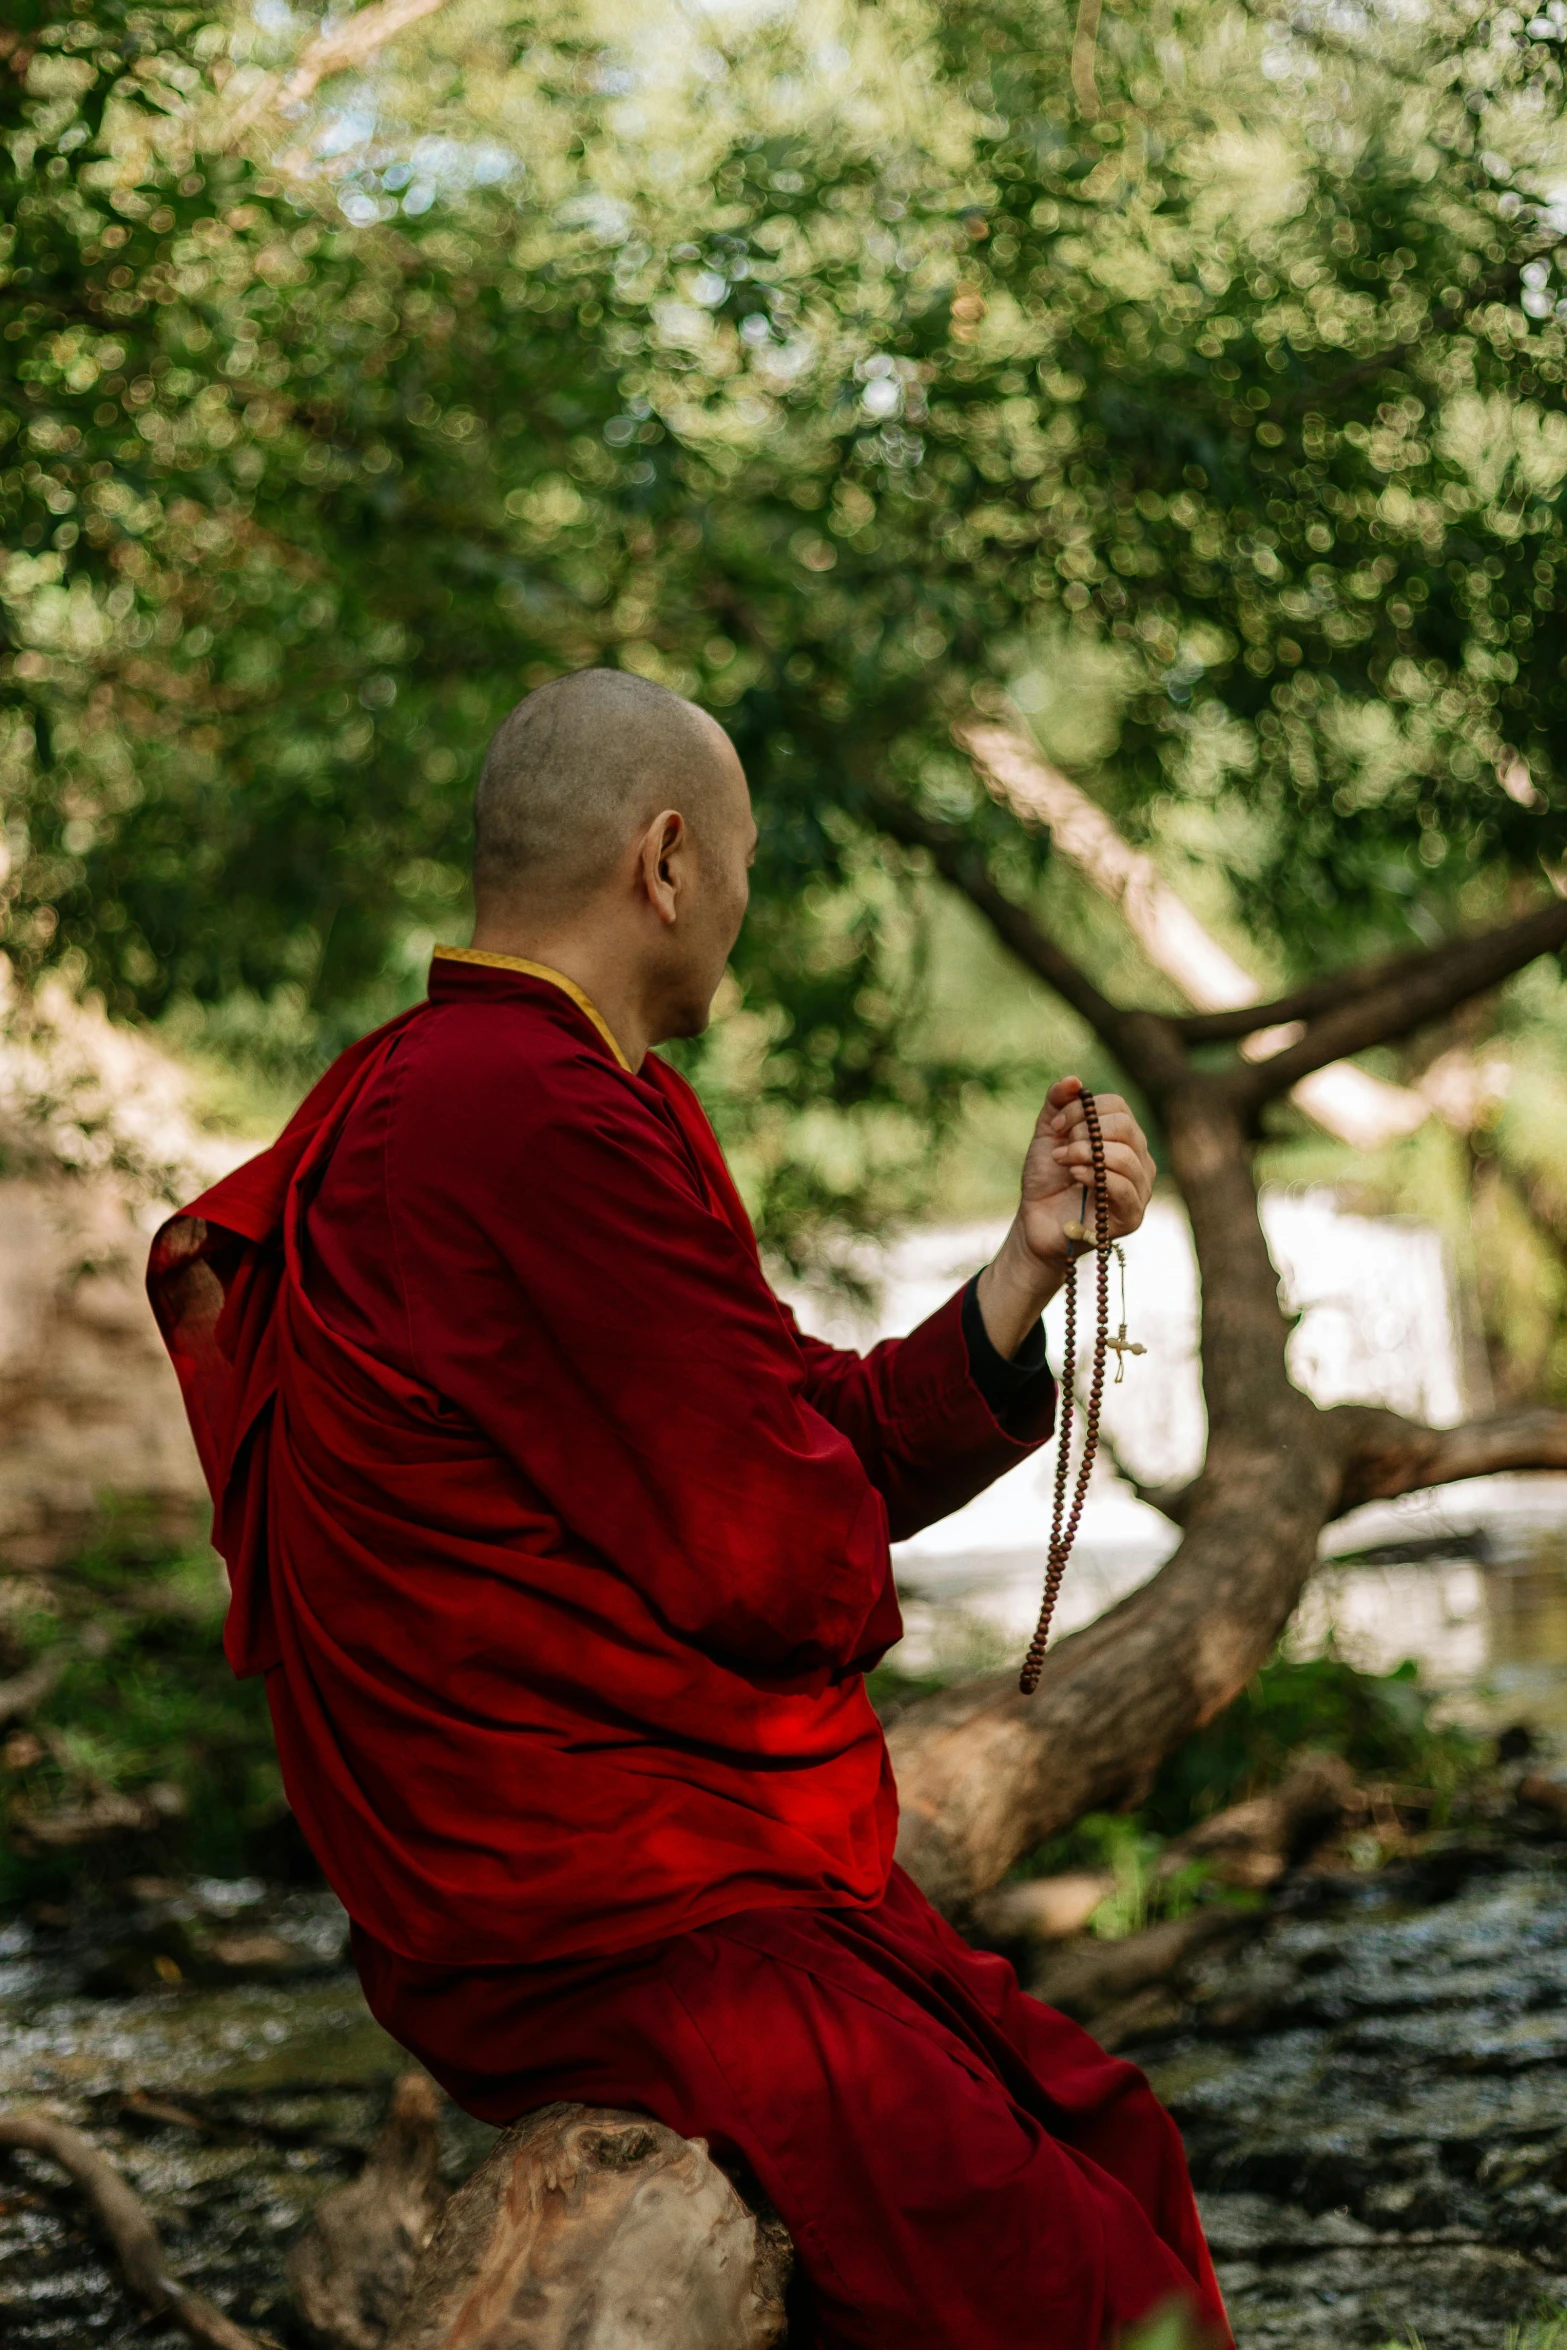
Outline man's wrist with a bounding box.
[976,1220,1066,1360]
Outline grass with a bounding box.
[1378,2317,1567,2350]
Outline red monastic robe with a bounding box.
[149,953,1228,2350]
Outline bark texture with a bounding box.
[384,2104,790,2350]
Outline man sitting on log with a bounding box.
[150,670,1226,2349]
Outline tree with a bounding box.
[883,811,1567,1908]
[9,0,1567,1901]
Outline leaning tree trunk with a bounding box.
[890,1078,1336,1912]
[879,734,1567,1918]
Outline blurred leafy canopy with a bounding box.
[6,0,1567,1250]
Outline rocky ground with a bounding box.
[0,1836,1563,2347]
[1139,1839,1567,2348]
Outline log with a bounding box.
[1029,1907,1258,2024]
[1156,1751,1356,1890]
[1519,1771,1567,1825]
[971,1870,1114,1945]
[384,2103,790,2350]
[0,1647,67,1728]
[290,2072,449,2350]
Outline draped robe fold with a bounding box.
[148,956,1228,2350]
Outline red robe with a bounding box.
[149,953,1227,2349]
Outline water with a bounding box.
[4,1852,1565,2348]
[0,1883,496,2347]
[1138,1842,1567,2348]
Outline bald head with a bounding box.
[474,669,737,916]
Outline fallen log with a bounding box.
[971,1870,1114,1945]
[1028,1906,1257,2025]
[0,2107,263,2350]
[1156,1751,1356,1891]
[385,2103,790,2350]
[10,1778,186,1847]
[0,1647,67,1729]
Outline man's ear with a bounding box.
[639,809,684,926]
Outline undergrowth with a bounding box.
[871,1641,1491,1941]
[1004,1649,1487,1936]
[1379,2314,1567,2350]
[0,1519,301,1909]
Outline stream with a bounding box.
[2,1803,1564,2346]
[1142,1829,1567,2348]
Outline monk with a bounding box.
[149,668,1227,2349]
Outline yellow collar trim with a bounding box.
[431,946,630,1071]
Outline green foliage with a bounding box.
[1122,2298,1215,2350]
[1379,2313,1567,2350]
[1504,2313,1567,2350]
[1140,1649,1483,1836]
[1009,1649,1485,1915]
[7,0,1567,1259]
[0,1527,290,1907]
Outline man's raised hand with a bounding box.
[975,1076,1156,1361]
[1021,1076,1155,1267]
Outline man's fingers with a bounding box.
[1054,1139,1152,1194]
[1088,1175,1150,1235]
[1049,1093,1145,1145]
[1050,1087,1127,1124]
[1054,1136,1147,1183]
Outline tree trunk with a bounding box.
[891,1081,1338,1913]
[883,752,1567,1918]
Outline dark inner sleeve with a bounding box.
[960,1273,1053,1438]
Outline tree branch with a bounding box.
[1082,1416,1194,1525]
[1107,1401,1567,1537]
[1237,897,1567,1106]
[869,795,1181,1095]
[0,2111,263,2350]
[1168,944,1469,1043]
[957,721,1428,1146]
[1330,1402,1567,1517]
[1071,0,1104,116]
[221,0,458,141]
